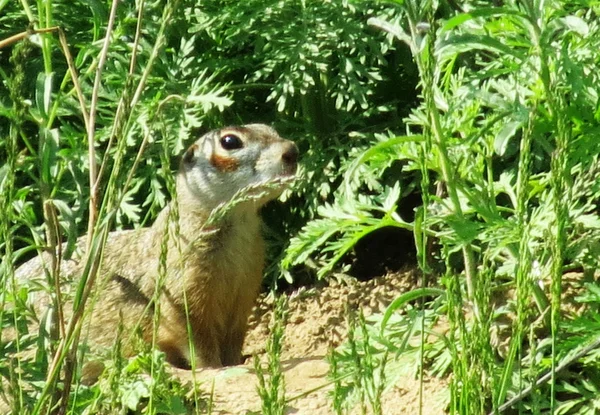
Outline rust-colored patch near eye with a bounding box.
[210,153,239,172]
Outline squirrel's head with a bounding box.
[179,124,298,212]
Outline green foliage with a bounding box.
[4,0,600,413]
[328,290,450,413]
[190,0,398,122]
[187,0,413,226]
[284,182,412,278]
[88,350,195,414]
[2,0,414,411]
[300,0,600,413]
[0,0,231,413]
[254,295,288,415]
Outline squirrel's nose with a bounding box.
[282,142,299,166]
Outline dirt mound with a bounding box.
[175,268,449,414]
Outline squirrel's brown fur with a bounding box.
[13,124,298,369]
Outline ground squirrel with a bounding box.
[12,124,298,369]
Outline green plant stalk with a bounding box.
[148,120,177,412]
[255,295,287,415]
[25,223,67,345]
[26,8,73,392]
[45,26,90,132]
[416,92,430,415]
[32,225,111,414]
[86,0,119,247]
[32,0,179,407]
[41,201,65,337]
[548,99,569,413]
[358,312,386,415]
[441,255,468,414]
[34,13,144,407]
[35,0,53,74]
[19,0,35,21]
[527,322,540,414]
[400,1,479,410]
[348,314,367,415]
[110,315,126,412]
[129,0,145,74]
[2,39,31,415]
[149,208,170,415]
[87,0,181,360]
[94,0,178,216]
[475,261,497,413]
[129,0,180,114]
[410,2,481,409]
[405,1,477,302]
[496,105,539,411]
[413,11,433,414]
[427,100,477,301]
[148,105,187,414]
[524,2,570,410]
[492,333,600,414]
[328,346,345,415]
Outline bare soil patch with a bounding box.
[175,268,449,414]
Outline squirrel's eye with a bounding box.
[219,134,243,150]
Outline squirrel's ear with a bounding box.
[183,143,199,165]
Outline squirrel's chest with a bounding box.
[182,219,266,293]
[178,223,265,334]
[214,225,265,281]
